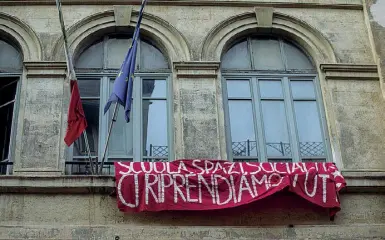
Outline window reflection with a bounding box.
[143,100,168,157]
[78,80,100,97]
[143,80,166,98]
[227,80,250,98]
[294,101,325,157]
[261,101,291,157]
[228,100,257,157]
[291,81,316,99]
[259,80,283,98]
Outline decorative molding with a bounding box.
[174,61,220,78]
[320,64,379,81]
[114,5,133,26]
[24,61,67,70]
[200,12,337,63]
[0,0,364,10]
[341,170,385,193]
[0,12,42,61]
[255,7,273,28]
[0,176,114,194]
[1,171,384,194]
[24,61,67,78]
[52,10,191,63]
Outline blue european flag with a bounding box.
[103,0,147,122]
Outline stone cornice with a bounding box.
[320,64,379,81]
[24,61,67,78]
[174,61,220,78]
[0,0,363,9]
[0,175,115,194]
[341,170,385,193]
[24,61,67,70]
[0,170,384,194]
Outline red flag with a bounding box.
[64,80,87,146]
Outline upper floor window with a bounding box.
[0,39,22,174]
[70,34,171,174]
[222,37,330,163]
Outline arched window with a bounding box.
[72,34,171,172]
[0,38,22,174]
[221,36,330,163]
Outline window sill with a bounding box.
[0,170,384,194]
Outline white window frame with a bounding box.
[72,72,173,163]
[222,73,332,163]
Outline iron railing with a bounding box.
[65,158,168,175]
[65,161,114,175]
[0,161,12,175]
[231,140,324,157]
[4,140,325,176]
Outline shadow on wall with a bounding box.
[120,192,331,226]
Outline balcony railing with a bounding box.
[2,141,325,176]
[65,158,169,175]
[0,161,13,175]
[232,141,324,157]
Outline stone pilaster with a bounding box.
[173,62,226,160]
[13,62,67,176]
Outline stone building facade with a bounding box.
[0,0,384,239]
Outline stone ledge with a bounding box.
[24,61,67,70]
[24,61,67,78]
[1,170,384,194]
[174,61,220,78]
[0,224,384,240]
[341,170,385,193]
[320,64,379,81]
[0,175,115,194]
[0,0,363,9]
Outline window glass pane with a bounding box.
[140,41,169,70]
[109,105,134,157]
[259,80,283,98]
[78,79,100,98]
[227,80,251,98]
[228,100,257,157]
[108,80,133,158]
[261,101,291,157]
[221,40,251,70]
[143,100,168,157]
[291,81,316,99]
[75,41,104,69]
[73,100,99,157]
[293,101,325,157]
[143,80,166,98]
[251,39,284,70]
[283,41,314,70]
[106,38,133,69]
[0,40,22,72]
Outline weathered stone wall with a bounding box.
[0,193,384,239]
[0,0,385,239]
[366,0,385,98]
[1,2,384,170]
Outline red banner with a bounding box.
[115,160,346,216]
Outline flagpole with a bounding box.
[55,0,96,174]
[99,103,119,174]
[99,0,147,174]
